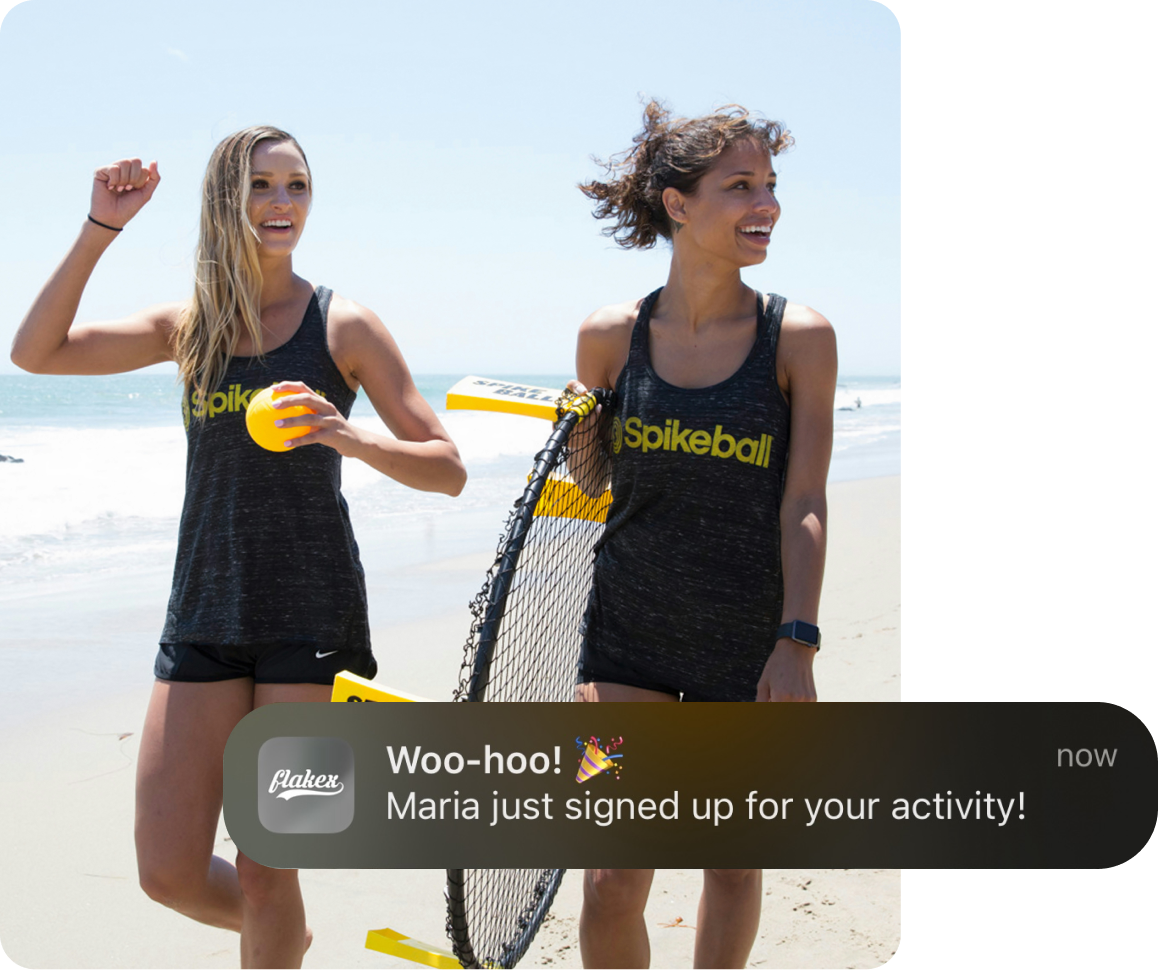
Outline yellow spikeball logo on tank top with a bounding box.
[618,414,774,467]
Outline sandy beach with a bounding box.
[0,476,900,969]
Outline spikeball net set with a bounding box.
[444,868,568,970]
[444,387,613,969]
[341,382,615,969]
[454,386,613,704]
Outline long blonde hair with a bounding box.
[173,126,312,410]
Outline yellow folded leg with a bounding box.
[365,927,462,969]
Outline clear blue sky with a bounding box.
[0,0,900,376]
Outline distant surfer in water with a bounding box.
[568,101,836,968]
[10,127,465,967]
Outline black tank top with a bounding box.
[161,287,370,653]
[584,287,790,698]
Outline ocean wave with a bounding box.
[1,392,899,546]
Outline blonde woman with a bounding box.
[569,102,837,967]
[10,126,465,967]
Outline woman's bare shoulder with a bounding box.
[579,297,644,338]
[325,292,385,331]
[323,293,395,360]
[321,292,409,390]
[781,301,833,334]
[575,298,643,389]
[778,301,837,379]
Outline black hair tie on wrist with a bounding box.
[87,214,123,232]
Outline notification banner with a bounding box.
[223,702,1156,868]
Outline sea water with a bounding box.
[0,372,898,724]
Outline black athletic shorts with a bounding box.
[576,642,756,703]
[155,641,377,685]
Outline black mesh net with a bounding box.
[445,867,566,969]
[445,389,612,968]
[453,389,613,703]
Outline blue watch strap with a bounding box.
[776,620,821,650]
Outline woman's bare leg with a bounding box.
[235,851,308,968]
[135,678,254,930]
[235,682,332,968]
[577,684,670,967]
[136,678,331,968]
[577,682,673,967]
[581,868,657,969]
[693,869,762,969]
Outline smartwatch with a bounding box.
[776,620,821,650]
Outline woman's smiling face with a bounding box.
[247,140,311,256]
[666,138,780,267]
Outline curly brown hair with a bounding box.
[580,100,793,250]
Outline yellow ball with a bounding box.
[245,386,317,452]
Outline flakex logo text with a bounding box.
[269,768,345,799]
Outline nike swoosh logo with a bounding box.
[316,650,339,659]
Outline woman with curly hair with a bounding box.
[10,126,465,967]
[570,102,837,968]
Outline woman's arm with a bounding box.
[756,304,838,702]
[565,301,637,495]
[574,299,637,394]
[10,159,173,374]
[270,297,466,496]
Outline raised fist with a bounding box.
[89,158,161,230]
